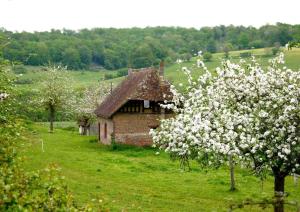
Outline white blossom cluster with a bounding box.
[0,92,9,102]
[36,66,74,112]
[0,68,13,103]
[73,84,110,122]
[176,59,183,64]
[150,53,300,175]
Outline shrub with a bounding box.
[271,47,280,55]
[104,73,116,80]
[203,52,212,62]
[116,68,128,77]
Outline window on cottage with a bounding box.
[104,123,107,139]
[144,100,150,108]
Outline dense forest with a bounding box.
[1,23,300,70]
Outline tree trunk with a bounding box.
[229,155,236,191]
[83,126,87,135]
[49,106,55,133]
[274,174,285,212]
[83,119,89,135]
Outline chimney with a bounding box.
[159,60,164,77]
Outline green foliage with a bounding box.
[0,61,105,210]
[34,66,74,132]
[2,23,300,70]
[0,66,77,210]
[182,52,193,61]
[271,47,280,55]
[249,40,264,49]
[203,52,212,62]
[287,41,300,50]
[62,47,82,70]
[116,68,128,77]
[206,39,217,53]
[104,72,116,80]
[223,44,231,59]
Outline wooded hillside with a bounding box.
[1,23,299,70]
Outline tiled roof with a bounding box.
[95,67,172,118]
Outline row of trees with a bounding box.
[23,65,109,133]
[151,53,300,212]
[35,65,110,133]
[1,23,300,70]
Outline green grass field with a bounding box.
[16,48,300,92]
[16,48,300,210]
[20,123,300,211]
[164,48,300,86]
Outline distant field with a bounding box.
[16,48,300,91]
[16,67,123,91]
[165,48,300,86]
[20,123,300,211]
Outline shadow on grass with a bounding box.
[107,142,154,152]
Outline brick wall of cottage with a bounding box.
[97,104,173,146]
[97,117,114,144]
[112,111,172,146]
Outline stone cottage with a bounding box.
[94,62,172,146]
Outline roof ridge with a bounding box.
[95,67,171,119]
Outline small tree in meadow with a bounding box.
[223,44,232,59]
[287,41,300,50]
[74,84,109,135]
[38,66,73,133]
[151,53,300,212]
[203,52,212,62]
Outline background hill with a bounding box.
[1,23,300,70]
[16,48,300,90]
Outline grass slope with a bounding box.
[17,48,300,92]
[165,48,300,86]
[20,123,300,211]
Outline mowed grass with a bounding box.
[20,123,300,211]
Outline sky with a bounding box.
[0,0,299,32]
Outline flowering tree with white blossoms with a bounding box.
[73,84,110,135]
[37,66,74,133]
[151,53,299,212]
[0,66,14,124]
[287,41,300,50]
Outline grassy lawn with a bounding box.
[20,123,300,211]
